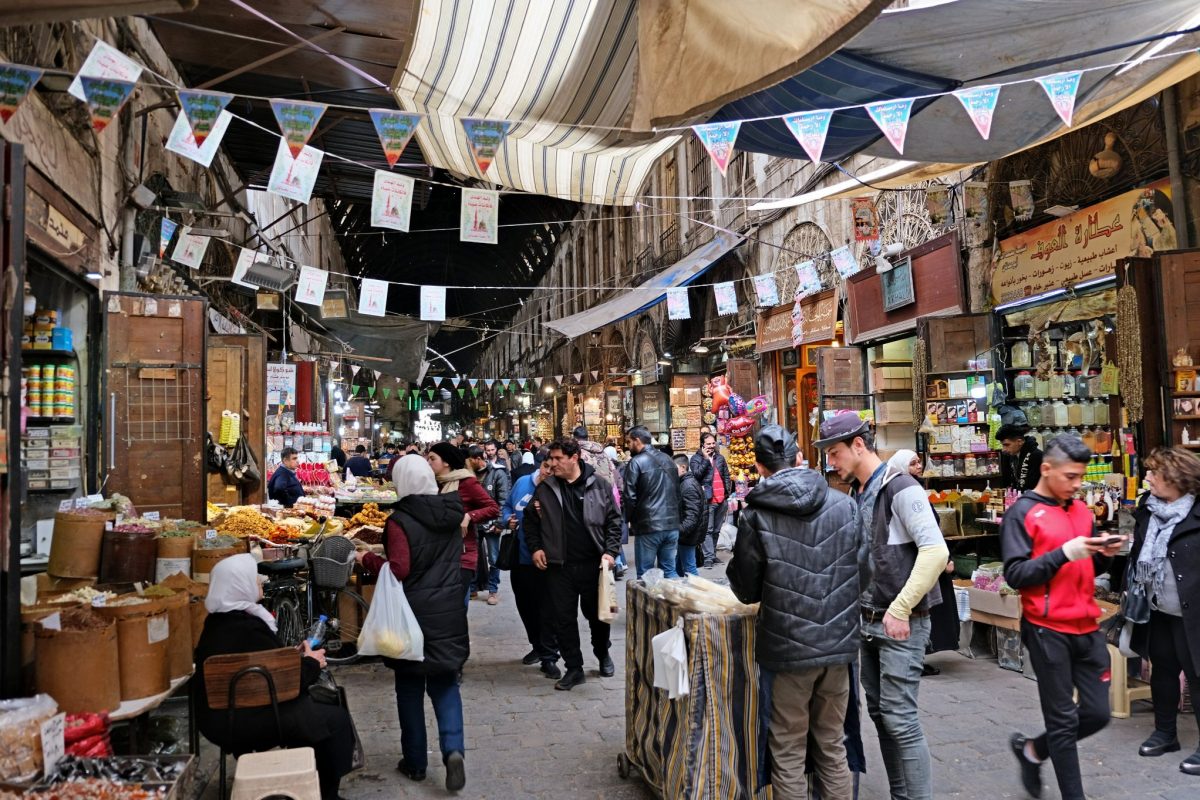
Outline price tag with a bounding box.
[40,713,65,775]
[58,500,72,512]
[206,529,217,540]
[73,498,88,509]
[85,494,103,504]
[147,615,169,644]
[105,521,113,531]
[144,511,161,521]
[41,612,62,631]
[116,514,124,524]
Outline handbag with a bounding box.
[309,671,365,771]
[495,530,519,571]
[1120,582,1151,626]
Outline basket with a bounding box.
[310,536,356,588]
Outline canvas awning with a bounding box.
[546,232,743,340]
[319,315,434,383]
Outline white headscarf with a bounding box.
[887,449,919,476]
[521,451,535,466]
[205,554,277,632]
[393,453,438,500]
[604,445,619,461]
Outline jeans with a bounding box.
[546,561,611,671]
[676,542,699,576]
[511,564,559,663]
[634,530,679,579]
[392,670,465,772]
[1148,610,1200,738]
[860,615,932,800]
[483,533,501,593]
[702,501,728,563]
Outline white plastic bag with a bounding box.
[598,562,618,623]
[717,521,738,551]
[357,567,424,661]
[651,621,689,699]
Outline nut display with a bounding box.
[349,502,389,528]
[216,508,273,538]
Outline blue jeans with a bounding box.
[860,615,933,800]
[393,670,465,772]
[676,543,698,576]
[634,530,679,579]
[485,533,501,593]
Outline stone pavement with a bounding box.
[195,553,1199,800]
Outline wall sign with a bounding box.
[757,303,797,353]
[881,257,915,312]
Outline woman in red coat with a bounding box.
[427,441,499,604]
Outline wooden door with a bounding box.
[207,344,243,505]
[104,293,206,521]
[206,334,267,505]
[924,313,995,373]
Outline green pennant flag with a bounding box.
[381,388,391,400]
[368,387,376,398]
[349,385,359,397]
[426,388,434,400]
[471,386,479,397]
[457,388,466,398]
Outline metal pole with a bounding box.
[1163,87,1191,249]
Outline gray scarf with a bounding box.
[1136,493,1194,613]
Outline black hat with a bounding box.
[754,425,799,470]
[813,413,871,449]
[429,441,467,470]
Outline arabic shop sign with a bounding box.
[991,179,1173,305]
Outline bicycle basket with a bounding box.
[310,535,356,588]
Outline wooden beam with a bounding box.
[195,26,346,90]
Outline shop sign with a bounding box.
[756,304,795,353]
[638,335,658,378]
[266,363,297,408]
[24,180,94,274]
[793,290,838,345]
[992,179,1173,305]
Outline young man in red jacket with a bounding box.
[1002,435,1125,800]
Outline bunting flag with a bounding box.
[830,246,861,280]
[500,378,511,390]
[1036,71,1082,127]
[351,385,361,397]
[158,218,178,259]
[420,285,446,322]
[170,227,210,270]
[753,274,780,307]
[781,109,833,164]
[519,379,528,391]
[350,364,361,378]
[484,379,495,390]
[590,371,599,381]
[573,373,583,384]
[176,89,233,147]
[925,185,951,225]
[79,76,135,133]
[267,140,324,205]
[460,188,499,245]
[714,281,738,316]
[691,121,741,177]
[554,375,563,384]
[471,385,480,397]
[1009,179,1035,221]
[468,378,479,389]
[534,377,543,389]
[460,118,510,173]
[457,388,466,399]
[68,40,142,102]
[454,375,464,388]
[165,108,232,168]
[358,277,389,317]
[864,98,915,155]
[368,386,377,398]
[270,98,327,158]
[369,109,421,168]
[294,266,329,306]
[381,387,391,400]
[666,286,690,320]
[794,261,822,299]
[0,65,43,124]
[952,85,1001,140]
[371,170,415,232]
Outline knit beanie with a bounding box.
[429,441,467,471]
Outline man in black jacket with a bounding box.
[623,426,681,579]
[525,438,623,691]
[267,447,305,508]
[673,454,706,576]
[999,424,1043,492]
[729,426,864,800]
[690,432,732,567]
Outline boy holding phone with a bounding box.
[1001,435,1126,800]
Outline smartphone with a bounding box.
[1099,535,1123,546]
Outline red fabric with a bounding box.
[453,475,499,572]
[711,462,726,504]
[361,518,411,582]
[1018,500,1101,634]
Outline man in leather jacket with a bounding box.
[622,425,681,578]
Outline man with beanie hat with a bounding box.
[728,426,865,800]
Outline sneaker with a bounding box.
[396,759,426,782]
[1180,748,1200,775]
[555,667,586,691]
[921,663,941,677]
[521,650,541,666]
[598,654,615,677]
[614,567,626,581]
[1010,733,1043,798]
[486,593,500,605]
[444,751,466,792]
[540,661,562,680]
[1139,730,1181,757]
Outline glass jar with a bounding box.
[1094,398,1110,426]
[1051,399,1069,426]
[1067,400,1084,426]
[1082,427,1097,452]
[1027,400,1043,426]
[1035,373,1050,398]
[1088,372,1105,397]
[1061,372,1075,398]
[952,455,965,477]
[1076,372,1092,399]
[989,453,1001,475]
[1011,341,1032,369]
[1014,370,1035,400]
[964,454,977,476]
[1080,399,1095,425]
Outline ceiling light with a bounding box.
[85,271,103,281]
[543,384,555,394]
[243,262,296,293]
[692,344,709,354]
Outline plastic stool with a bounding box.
[231,747,320,800]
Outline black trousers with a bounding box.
[1021,620,1110,800]
[511,563,559,662]
[546,560,610,671]
[1148,610,1200,737]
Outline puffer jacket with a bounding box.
[578,439,620,495]
[677,472,707,547]
[623,446,681,534]
[727,467,865,671]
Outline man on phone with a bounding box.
[1003,434,1125,800]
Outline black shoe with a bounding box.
[522,649,541,666]
[1010,733,1043,799]
[1140,730,1181,757]
[397,759,426,782]
[444,751,465,792]
[598,654,615,677]
[614,567,625,581]
[921,663,941,676]
[1180,749,1200,775]
[555,668,586,691]
[540,661,562,680]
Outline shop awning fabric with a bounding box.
[546,232,743,340]
[319,315,434,383]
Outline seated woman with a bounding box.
[194,554,355,800]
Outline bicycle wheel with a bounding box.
[319,587,371,665]
[274,596,303,647]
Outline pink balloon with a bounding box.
[745,395,769,417]
[729,414,754,437]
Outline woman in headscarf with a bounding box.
[426,441,499,602]
[356,455,469,791]
[194,554,355,800]
[511,450,537,482]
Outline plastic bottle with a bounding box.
[306,615,328,649]
[1052,398,1069,426]
[1080,399,1095,426]
[1014,371,1034,400]
[1094,398,1110,426]
[1067,400,1083,426]
[1011,341,1032,369]
[1035,373,1050,399]
[1027,400,1043,427]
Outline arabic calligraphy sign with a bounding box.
[991,180,1173,305]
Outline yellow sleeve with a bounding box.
[887,543,950,621]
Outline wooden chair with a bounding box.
[202,648,302,800]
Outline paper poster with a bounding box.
[159,218,178,258]
[851,196,879,241]
[165,108,232,168]
[79,76,134,133]
[176,90,232,147]
[460,118,510,173]
[358,277,389,317]
[953,85,1001,140]
[371,171,415,232]
[0,65,43,124]
[294,266,328,306]
[1009,180,1034,221]
[170,228,210,269]
[753,274,780,307]
[68,40,143,101]
[692,121,742,177]
[420,285,446,322]
[267,139,324,205]
[460,188,499,244]
[1036,71,1082,127]
[830,246,860,280]
[369,109,421,168]
[925,185,951,225]
[782,109,833,164]
[793,260,822,300]
[270,98,327,158]
[714,281,738,316]
[864,97,915,155]
[964,181,988,221]
[666,286,690,320]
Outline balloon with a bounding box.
[710,377,732,413]
[716,417,730,435]
[728,393,747,416]
[729,414,755,437]
[745,395,769,417]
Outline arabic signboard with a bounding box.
[991,180,1173,305]
[757,304,796,353]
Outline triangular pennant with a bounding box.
[781,109,833,164]
[500,379,511,389]
[372,370,381,381]
[454,375,463,388]
[1036,71,1082,127]
[666,286,690,320]
[864,98,915,155]
[590,371,599,381]
[350,364,361,378]
[554,375,563,384]
[471,386,479,397]
[351,385,361,397]
[484,379,495,390]
[369,109,421,168]
[368,387,377,398]
[0,65,43,124]
[176,89,233,148]
[426,388,434,400]
[381,388,391,400]
[270,98,327,158]
[457,388,466,399]
[159,218,178,259]
[534,377,543,389]
[952,85,1001,140]
[573,373,582,384]
[468,379,479,388]
[79,76,135,133]
[691,121,742,177]
[460,118,511,173]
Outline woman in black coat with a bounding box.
[194,554,354,800]
[1126,447,1200,774]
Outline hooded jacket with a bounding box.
[623,445,682,533]
[525,463,622,564]
[1001,437,1043,492]
[677,472,707,547]
[437,469,499,572]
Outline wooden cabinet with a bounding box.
[207,334,267,505]
[921,313,995,373]
[817,347,865,397]
[1152,249,1200,453]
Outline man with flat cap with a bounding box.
[728,425,866,800]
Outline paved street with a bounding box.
[196,555,1199,799]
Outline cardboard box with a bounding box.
[971,608,1021,631]
[871,366,913,390]
[24,427,50,439]
[968,587,1022,618]
[50,448,79,458]
[876,401,914,424]
[25,459,49,470]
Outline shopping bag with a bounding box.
[598,562,618,622]
[651,621,689,699]
[495,531,519,571]
[717,521,738,550]
[357,567,424,661]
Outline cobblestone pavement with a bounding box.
[196,553,1199,799]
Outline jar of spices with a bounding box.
[1035,373,1050,399]
[1075,371,1092,399]
[1094,398,1110,426]
[1061,372,1075,398]
[1080,399,1095,426]
[952,455,965,477]
[1067,400,1084,426]
[1027,400,1043,426]
[1011,341,1032,369]
[1082,427,1097,452]
[1014,371,1035,400]
[1051,399,1069,426]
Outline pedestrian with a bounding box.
[816,414,948,800]
[728,426,863,800]
[503,455,562,679]
[329,443,347,472]
[356,455,468,792]
[531,436,546,464]
[512,450,537,482]
[999,424,1044,493]
[345,445,373,479]
[574,425,620,489]
[1003,434,1125,800]
[523,438,622,691]
[427,441,499,604]
[1125,446,1200,773]
[690,431,732,568]
[267,447,305,508]
[470,442,511,605]
[673,454,706,577]
[623,425,681,578]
